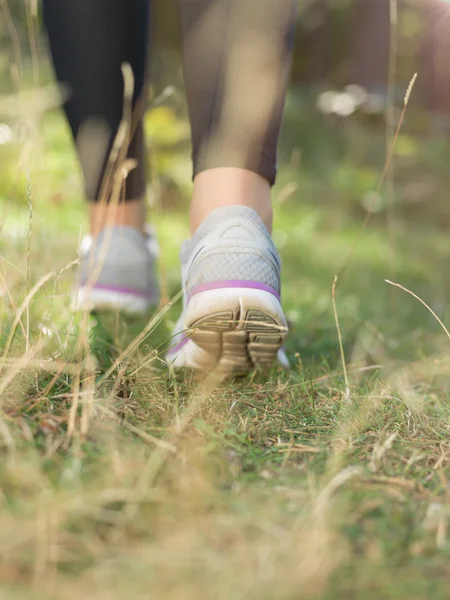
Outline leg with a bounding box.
[43,0,150,234]
[167,0,296,373]
[179,0,297,233]
[43,0,159,313]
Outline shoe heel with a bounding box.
[186,287,288,372]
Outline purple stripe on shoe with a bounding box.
[167,336,190,356]
[80,283,154,299]
[188,280,280,301]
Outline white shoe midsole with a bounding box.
[167,288,289,370]
[185,287,287,330]
[73,286,153,314]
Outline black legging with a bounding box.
[43,0,296,203]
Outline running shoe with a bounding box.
[166,206,288,373]
[74,225,159,314]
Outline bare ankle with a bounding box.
[190,168,272,234]
[89,198,146,237]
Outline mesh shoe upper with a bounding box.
[78,226,159,304]
[181,206,281,298]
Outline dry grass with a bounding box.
[0,236,449,599]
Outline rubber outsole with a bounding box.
[184,289,288,375]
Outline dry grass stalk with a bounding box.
[306,73,418,343]
[385,279,450,342]
[26,171,33,354]
[0,0,22,88]
[386,0,399,287]
[1,270,55,370]
[332,275,351,402]
[341,73,418,276]
[97,289,182,386]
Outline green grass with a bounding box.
[1,93,450,600]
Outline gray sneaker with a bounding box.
[74,225,159,314]
[166,206,288,373]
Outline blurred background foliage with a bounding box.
[2,1,450,249]
[2,0,450,218]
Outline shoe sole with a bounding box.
[73,286,155,315]
[184,288,288,375]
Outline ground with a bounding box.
[0,84,450,599]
